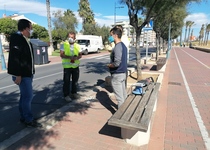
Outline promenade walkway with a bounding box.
[1,47,210,150]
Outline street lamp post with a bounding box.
[114,2,124,25]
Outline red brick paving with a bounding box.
[3,48,210,150]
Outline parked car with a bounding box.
[75,35,104,55]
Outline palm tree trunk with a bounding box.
[46,0,54,55]
[184,28,187,42]
[187,27,191,46]
[206,32,209,45]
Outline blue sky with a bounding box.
[0,0,209,37]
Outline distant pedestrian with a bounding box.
[60,32,82,102]
[7,19,42,128]
[107,26,128,108]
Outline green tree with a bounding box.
[199,24,205,45]
[153,4,187,58]
[78,0,96,33]
[0,18,17,41]
[187,21,194,45]
[120,0,204,80]
[184,21,191,42]
[52,9,78,42]
[205,24,210,45]
[31,24,49,41]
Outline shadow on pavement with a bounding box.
[0,79,95,146]
[96,90,117,115]
[99,122,121,139]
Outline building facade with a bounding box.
[112,21,156,46]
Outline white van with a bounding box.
[75,35,104,55]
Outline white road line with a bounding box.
[0,84,16,90]
[174,49,210,150]
[180,48,210,69]
[34,72,62,80]
[0,72,63,90]
[85,55,109,60]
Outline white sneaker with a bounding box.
[64,96,72,102]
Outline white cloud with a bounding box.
[0,0,129,31]
[185,13,210,29]
[96,15,129,27]
[0,0,65,17]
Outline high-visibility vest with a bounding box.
[62,41,80,68]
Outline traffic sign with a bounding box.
[142,20,153,31]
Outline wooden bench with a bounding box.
[156,58,166,71]
[108,82,160,146]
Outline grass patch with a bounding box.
[52,50,60,56]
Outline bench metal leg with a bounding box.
[121,123,151,146]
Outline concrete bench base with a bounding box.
[121,123,151,146]
[120,96,158,146]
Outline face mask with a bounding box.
[68,37,74,44]
[28,29,33,36]
[108,36,114,43]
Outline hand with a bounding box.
[14,76,21,85]
[107,64,113,68]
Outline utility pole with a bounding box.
[46,0,53,55]
[114,2,124,25]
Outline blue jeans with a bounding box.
[12,76,34,122]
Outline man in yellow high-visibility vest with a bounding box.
[60,32,82,102]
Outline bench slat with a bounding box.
[140,83,160,130]
[120,95,142,122]
[110,94,136,120]
[130,83,155,123]
[108,119,147,131]
[108,82,160,131]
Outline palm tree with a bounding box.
[184,21,191,42]
[187,21,194,46]
[205,24,210,45]
[199,24,205,45]
[78,0,95,32]
[46,0,53,55]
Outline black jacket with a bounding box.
[8,33,35,77]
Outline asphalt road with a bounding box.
[0,46,156,144]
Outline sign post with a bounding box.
[0,36,7,71]
[142,20,153,64]
[166,23,171,59]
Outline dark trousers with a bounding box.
[63,67,79,97]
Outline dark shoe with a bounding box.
[20,118,25,123]
[25,120,42,128]
[64,96,72,102]
[20,118,37,123]
[71,93,80,99]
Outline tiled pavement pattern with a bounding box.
[2,47,210,150]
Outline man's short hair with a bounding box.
[67,32,76,38]
[115,25,123,31]
[18,19,31,31]
[110,27,122,38]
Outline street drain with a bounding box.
[168,82,181,86]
